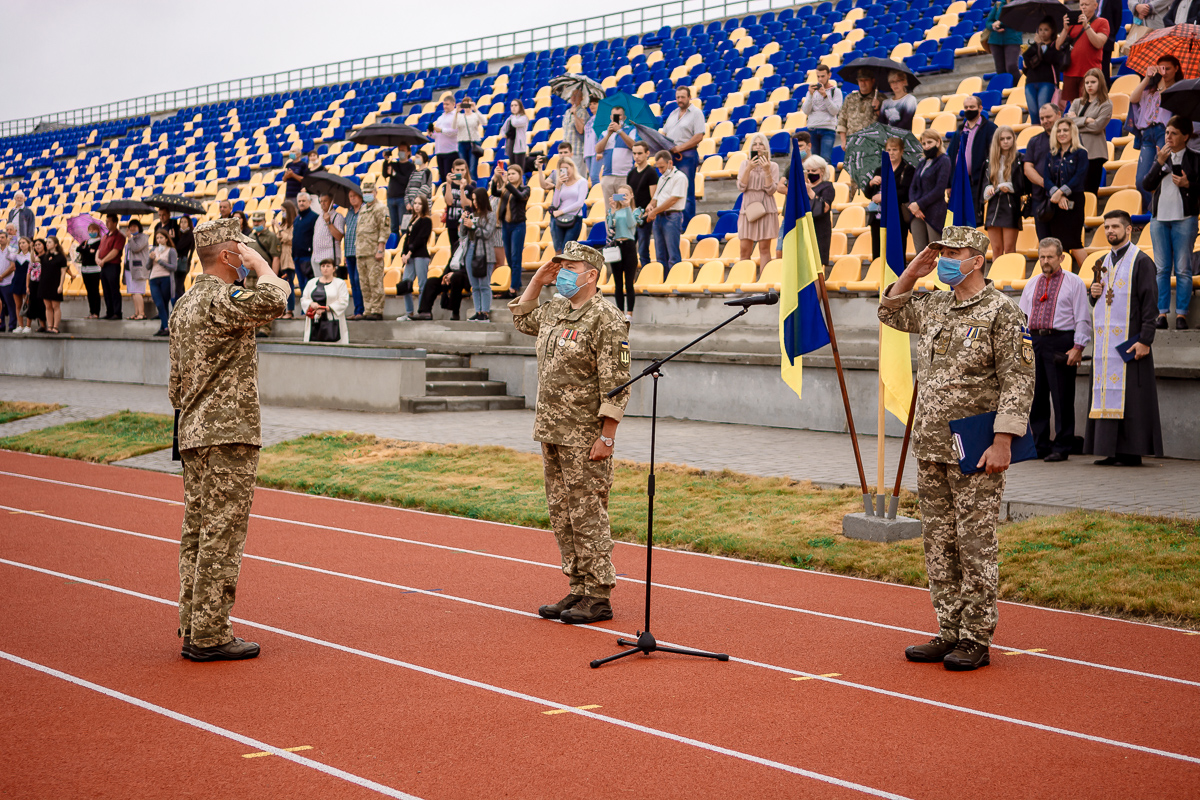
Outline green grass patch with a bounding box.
[0,410,173,463]
[0,401,61,425]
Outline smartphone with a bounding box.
[497,159,507,171]
[612,113,620,123]
[1171,162,1184,176]
[612,193,626,202]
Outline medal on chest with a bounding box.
[962,326,984,348]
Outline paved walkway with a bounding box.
[0,376,1196,519]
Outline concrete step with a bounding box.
[60,318,162,336]
[425,367,490,381]
[426,353,468,368]
[426,380,509,397]
[400,395,526,413]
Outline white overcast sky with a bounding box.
[3,0,661,122]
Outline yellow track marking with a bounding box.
[543,704,602,715]
[791,672,841,681]
[243,745,313,758]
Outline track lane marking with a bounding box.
[0,650,422,799]
[0,488,1194,689]
[3,549,1199,766]
[0,559,914,800]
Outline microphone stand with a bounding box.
[589,298,771,668]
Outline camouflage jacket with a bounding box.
[837,89,879,136]
[878,281,1035,464]
[355,199,390,255]
[168,275,288,450]
[510,293,631,447]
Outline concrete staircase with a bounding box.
[403,353,525,413]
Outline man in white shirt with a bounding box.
[659,86,705,224]
[800,65,843,163]
[1019,237,1093,461]
[431,93,460,186]
[311,193,346,268]
[583,97,600,184]
[596,105,638,208]
[645,151,688,269]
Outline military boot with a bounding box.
[181,636,193,660]
[943,639,990,671]
[186,637,261,662]
[559,597,613,624]
[538,594,583,620]
[905,635,958,663]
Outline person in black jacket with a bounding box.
[908,130,953,253]
[1141,115,1200,329]
[868,137,914,260]
[397,195,433,320]
[947,96,998,224]
[804,156,838,265]
[1023,20,1063,117]
[490,163,530,295]
[1046,119,1090,268]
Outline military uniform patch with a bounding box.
[619,340,630,365]
[1020,327,1034,366]
[229,287,256,302]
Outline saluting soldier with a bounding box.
[510,241,631,624]
[878,226,1035,671]
[246,210,282,338]
[169,218,291,662]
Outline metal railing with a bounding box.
[1,0,804,140]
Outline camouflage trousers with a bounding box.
[917,459,1004,647]
[178,444,259,648]
[358,254,385,315]
[541,443,617,599]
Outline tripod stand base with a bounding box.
[589,630,730,669]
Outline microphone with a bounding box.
[724,290,779,308]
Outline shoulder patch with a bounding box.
[229,287,256,302]
[618,340,630,365]
[1020,326,1034,366]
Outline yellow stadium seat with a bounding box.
[717,151,748,178]
[835,206,869,237]
[1078,251,1105,284]
[844,258,882,292]
[718,237,743,265]
[992,105,1026,130]
[1100,163,1137,196]
[988,252,1028,290]
[682,214,712,242]
[700,155,725,176]
[633,262,664,292]
[930,113,958,137]
[675,260,725,294]
[705,259,758,293]
[688,237,720,263]
[825,256,863,290]
[739,259,782,292]
[916,97,942,121]
[490,266,512,293]
[1110,74,1141,96]
[1015,224,1043,258]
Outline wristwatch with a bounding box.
[600,436,614,447]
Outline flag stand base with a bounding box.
[842,510,922,542]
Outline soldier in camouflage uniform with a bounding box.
[168,218,290,662]
[836,72,880,147]
[510,241,632,624]
[354,176,391,320]
[246,210,282,337]
[878,226,1035,671]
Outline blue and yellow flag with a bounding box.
[878,158,913,424]
[779,138,831,398]
[946,137,976,228]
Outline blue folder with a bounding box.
[1116,336,1140,363]
[948,411,1038,475]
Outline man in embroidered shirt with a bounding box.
[1019,238,1092,461]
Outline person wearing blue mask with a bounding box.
[879,225,1035,672]
[509,241,631,625]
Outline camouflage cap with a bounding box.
[193,217,256,249]
[359,176,376,193]
[932,225,989,255]
[250,210,266,221]
[550,241,604,271]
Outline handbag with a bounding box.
[603,245,621,263]
[469,241,488,279]
[745,201,768,222]
[308,282,341,342]
[1059,26,1085,73]
[553,212,579,228]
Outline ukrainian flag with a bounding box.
[946,138,976,227]
[779,138,831,398]
[878,158,913,424]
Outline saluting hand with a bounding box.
[531,260,562,287]
[905,245,939,278]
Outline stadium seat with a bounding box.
[644,261,694,294]
[632,262,664,292]
[676,260,726,293]
[705,259,757,293]
[825,256,862,290]
[988,252,1027,290]
[843,258,881,292]
[739,259,782,292]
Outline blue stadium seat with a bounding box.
[735,118,758,137]
[769,131,791,155]
[718,136,742,157]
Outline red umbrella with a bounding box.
[1127,24,1200,79]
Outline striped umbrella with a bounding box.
[1127,24,1200,79]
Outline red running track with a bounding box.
[1,450,1198,799]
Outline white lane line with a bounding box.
[0,559,913,800]
[0,649,423,800]
[1,484,1194,689]
[4,523,1200,767]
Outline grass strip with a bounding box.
[0,401,61,425]
[0,410,173,463]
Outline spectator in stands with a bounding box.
[1058,0,1109,105]
[174,215,194,305]
[405,151,434,218]
[1067,69,1113,194]
[124,219,151,321]
[77,222,103,319]
[96,213,126,320]
[9,237,31,333]
[218,199,232,219]
[410,234,469,322]
[275,199,298,319]
[343,187,367,320]
[660,86,705,224]
[1024,104,1062,242]
[985,0,1024,82]
[607,184,640,322]
[312,193,345,272]
[909,130,953,253]
[983,126,1025,257]
[1023,23,1063,140]
[548,156,586,254]
[27,239,45,333]
[626,141,658,267]
[42,238,70,334]
[460,187,497,322]
[292,193,318,297]
[585,96,602,185]
[397,195,432,321]
[1019,237,1091,461]
[8,192,33,240]
[456,97,485,178]
[233,210,250,234]
[1131,55,1180,210]
[1163,0,1200,24]
[1142,115,1199,329]
[837,72,879,148]
[793,131,812,163]
[308,149,323,173]
[301,258,350,343]
[597,105,638,208]
[153,207,178,251]
[383,145,415,236]
[443,158,473,254]
[804,156,837,266]
[563,89,590,174]
[879,71,918,132]
[148,229,176,337]
[491,163,529,296]
[868,137,914,260]
[802,65,843,162]
[1046,119,1090,268]
[0,232,12,332]
[501,99,529,171]
[1099,0,1124,78]
[432,93,459,182]
[647,149,688,269]
[947,96,997,223]
[282,145,309,201]
[1129,0,1174,41]
[737,134,781,267]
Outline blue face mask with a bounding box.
[937,256,971,287]
[556,268,585,298]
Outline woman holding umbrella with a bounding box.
[986,0,1026,81]
[1022,18,1064,117]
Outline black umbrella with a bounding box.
[301,170,363,207]
[142,193,205,215]
[998,0,1070,33]
[93,199,155,216]
[836,57,920,91]
[1161,77,1200,121]
[346,123,430,148]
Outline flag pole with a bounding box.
[876,321,886,516]
[817,273,871,513]
[889,380,919,519]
